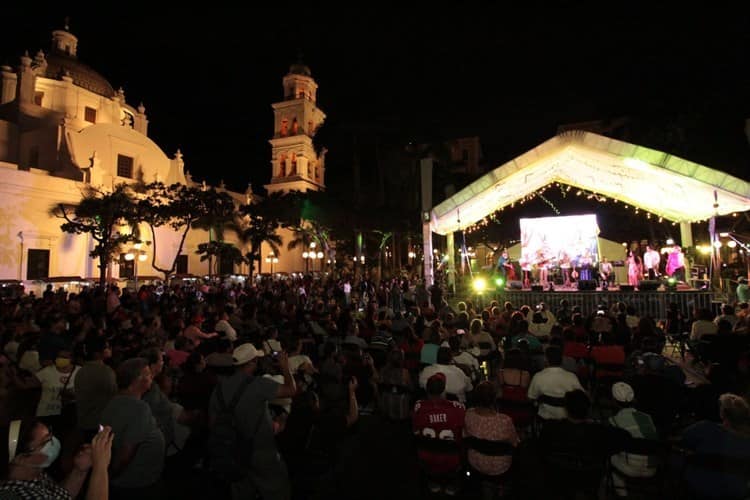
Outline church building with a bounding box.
[0,23,327,289]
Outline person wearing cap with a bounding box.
[418,347,473,403]
[208,343,296,500]
[413,372,466,495]
[608,382,658,496]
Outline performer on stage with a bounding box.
[643,244,661,280]
[496,249,516,283]
[627,251,642,287]
[520,258,532,288]
[559,251,572,287]
[599,257,614,289]
[579,249,594,281]
[666,245,686,281]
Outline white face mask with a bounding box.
[33,436,61,469]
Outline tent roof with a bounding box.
[430,131,750,235]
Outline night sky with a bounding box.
[2,6,749,221]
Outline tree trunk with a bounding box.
[98,255,106,288]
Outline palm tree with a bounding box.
[238,213,282,279]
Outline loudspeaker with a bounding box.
[638,280,660,291]
[577,279,597,291]
[508,280,523,290]
[531,284,544,292]
[619,284,634,292]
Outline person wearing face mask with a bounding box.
[0,419,114,500]
[34,350,80,429]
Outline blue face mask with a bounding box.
[33,436,61,468]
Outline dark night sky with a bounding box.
[2,5,749,198]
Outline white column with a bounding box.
[680,221,693,285]
[422,224,433,286]
[446,232,456,294]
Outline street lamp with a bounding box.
[125,241,150,290]
[265,252,279,275]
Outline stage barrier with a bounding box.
[490,290,715,321]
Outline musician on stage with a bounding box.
[559,251,572,287]
[579,249,594,281]
[599,257,614,289]
[520,258,532,288]
[666,245,686,282]
[496,249,510,281]
[643,245,661,280]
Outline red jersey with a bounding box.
[413,398,466,473]
[591,345,625,377]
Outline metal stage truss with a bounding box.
[478,290,715,321]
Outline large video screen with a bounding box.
[519,214,599,268]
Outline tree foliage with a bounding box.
[137,183,236,281]
[53,184,138,287]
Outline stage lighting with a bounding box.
[667,277,677,286]
[495,277,504,288]
[473,277,487,293]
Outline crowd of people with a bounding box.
[0,275,748,499]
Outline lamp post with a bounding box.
[302,242,322,273]
[265,252,278,275]
[125,241,149,290]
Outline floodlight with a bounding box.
[473,277,487,293]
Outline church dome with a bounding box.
[44,51,115,98]
[289,62,311,77]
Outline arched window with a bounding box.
[308,121,314,135]
[280,119,288,137]
[290,153,297,175]
[291,118,299,135]
[279,154,287,177]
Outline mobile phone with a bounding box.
[98,424,104,432]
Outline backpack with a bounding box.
[207,376,263,482]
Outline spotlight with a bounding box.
[494,277,504,288]
[473,277,487,293]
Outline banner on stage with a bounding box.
[519,214,600,268]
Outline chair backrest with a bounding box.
[538,394,566,407]
[621,437,670,457]
[463,436,514,457]
[415,434,461,455]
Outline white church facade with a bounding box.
[0,24,328,289]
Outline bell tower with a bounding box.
[266,61,327,194]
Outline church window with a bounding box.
[280,119,288,137]
[290,153,297,175]
[34,92,44,106]
[117,154,134,178]
[291,119,299,135]
[175,254,188,274]
[27,249,49,280]
[279,155,287,177]
[308,121,314,135]
[84,106,97,124]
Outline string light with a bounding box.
[462,182,676,233]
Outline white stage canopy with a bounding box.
[429,131,750,235]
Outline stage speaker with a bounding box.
[508,280,523,290]
[638,280,660,291]
[619,284,634,292]
[531,284,544,292]
[577,279,597,291]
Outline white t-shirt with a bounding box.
[418,364,473,403]
[215,319,237,342]
[35,365,80,417]
[527,366,583,420]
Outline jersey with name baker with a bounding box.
[413,398,466,473]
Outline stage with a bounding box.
[485,288,715,320]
